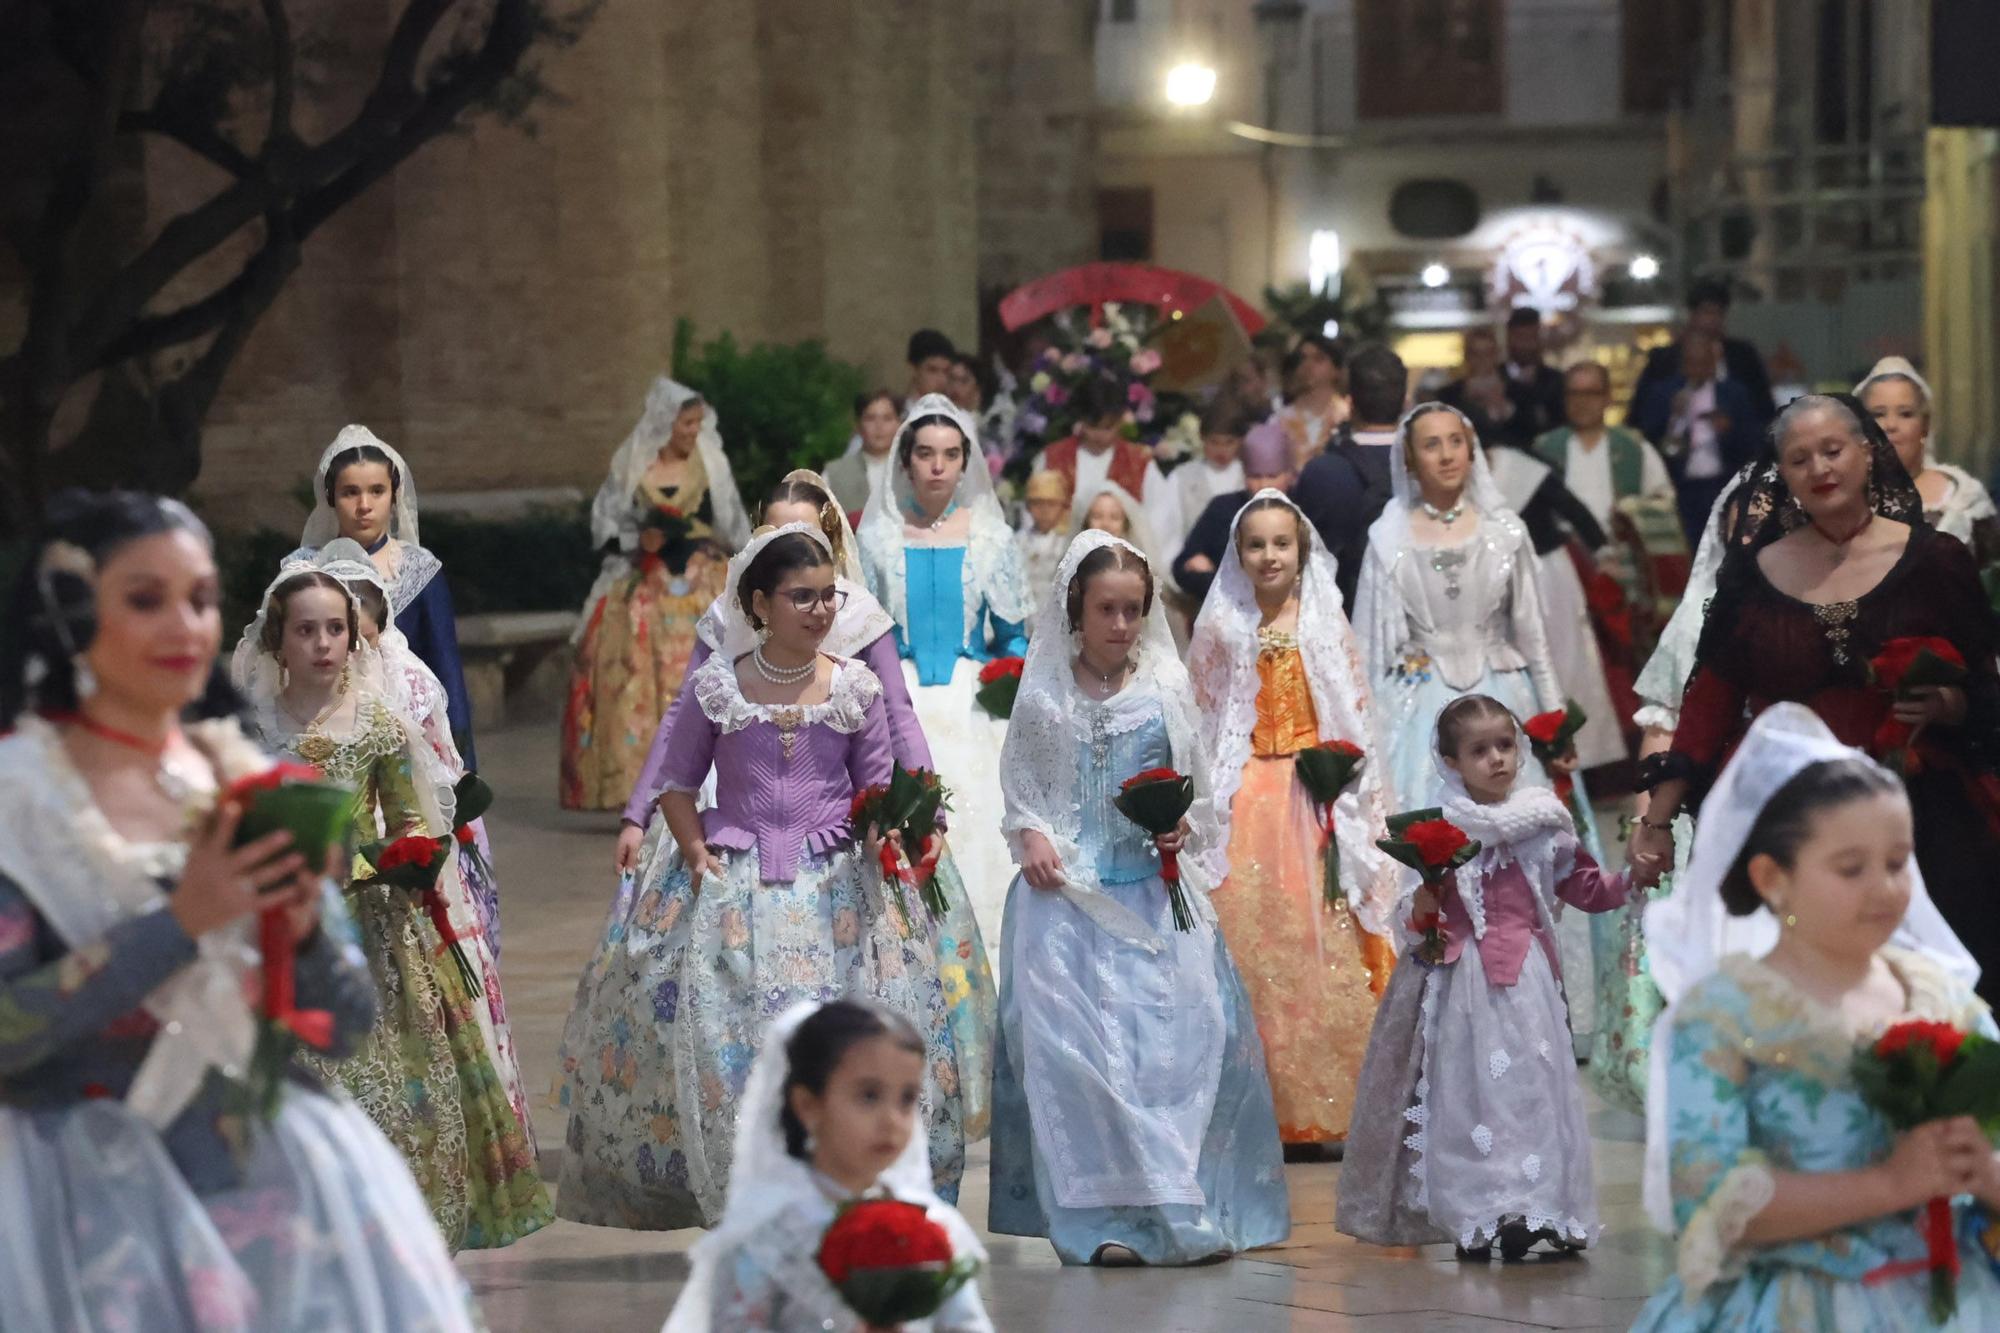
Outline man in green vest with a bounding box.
[1534,361,1675,533]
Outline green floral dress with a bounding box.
[276,696,552,1251]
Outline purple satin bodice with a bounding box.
[658,655,893,882]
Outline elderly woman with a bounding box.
[1855,355,2000,562]
[1629,393,2000,1000]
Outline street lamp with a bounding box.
[1165,62,1217,108]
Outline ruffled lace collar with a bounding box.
[689,653,882,735]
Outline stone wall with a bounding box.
[175,0,990,531]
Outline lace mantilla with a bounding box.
[688,654,881,736]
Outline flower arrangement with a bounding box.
[849,763,954,922]
[448,772,496,883]
[817,1198,978,1325]
[636,504,693,576]
[1377,809,1482,964]
[974,657,1025,719]
[1013,304,1164,453]
[1869,636,1967,777]
[1114,766,1197,931]
[359,833,479,994]
[1523,702,1589,827]
[1851,1018,2000,1321]
[1293,738,1366,912]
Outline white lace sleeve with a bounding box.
[1503,527,1564,708]
[1352,540,1406,687]
[997,689,1069,855]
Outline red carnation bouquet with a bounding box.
[1114,766,1197,932]
[1852,1019,2000,1322]
[974,656,1025,719]
[219,763,351,1123]
[1869,637,1968,778]
[1293,738,1367,912]
[1376,809,1481,964]
[359,833,479,994]
[636,504,693,576]
[1523,701,1589,828]
[817,1198,977,1325]
[447,772,496,884]
[849,763,954,923]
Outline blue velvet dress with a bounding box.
[987,705,1291,1265]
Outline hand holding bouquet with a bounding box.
[359,834,480,994]
[637,504,692,575]
[1377,809,1481,965]
[1852,1019,2000,1322]
[974,656,1025,719]
[1523,702,1589,827]
[448,772,496,883]
[1870,637,1968,776]
[1114,767,1197,931]
[849,764,954,923]
[817,1198,978,1326]
[1293,738,1366,913]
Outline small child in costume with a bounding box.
[1016,469,1073,622]
[664,1000,992,1333]
[1336,694,1633,1260]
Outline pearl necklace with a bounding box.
[1421,499,1465,526]
[752,644,816,684]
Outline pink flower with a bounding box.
[1087,328,1115,349]
[1130,348,1162,375]
[1061,351,1091,374]
[1127,382,1152,406]
[1044,382,1069,406]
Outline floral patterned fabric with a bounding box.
[271,700,551,1251]
[1633,949,2000,1330]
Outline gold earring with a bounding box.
[337,660,352,695]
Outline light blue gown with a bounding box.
[1633,949,2000,1331]
[987,705,1290,1265]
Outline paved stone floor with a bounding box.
[456,716,1674,1331]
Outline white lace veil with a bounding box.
[1854,355,1936,466]
[999,530,1227,949]
[1427,713,1573,951]
[664,1001,984,1333]
[696,476,894,661]
[1631,466,1754,729]
[1368,401,1512,556]
[1640,703,1977,1232]
[1071,480,1165,577]
[299,424,422,551]
[705,522,837,660]
[856,394,1031,634]
[590,375,753,554]
[1186,489,1398,938]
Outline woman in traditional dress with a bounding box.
[316,539,535,1149]
[561,375,752,811]
[292,425,477,772]
[234,565,551,1250]
[1187,490,1397,1149]
[989,530,1289,1266]
[1856,356,2000,561]
[1629,393,2000,1003]
[617,472,998,1142]
[0,491,481,1330]
[857,394,1034,953]
[1353,402,1599,1041]
[559,526,964,1228]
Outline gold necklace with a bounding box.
[279,666,350,764]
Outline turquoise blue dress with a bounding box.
[896,547,1027,687]
[987,702,1290,1265]
[1633,948,2000,1331]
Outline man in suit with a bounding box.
[1632,328,1761,542]
[1503,307,1567,439]
[1291,342,1408,606]
[1439,325,1540,451]
[1172,418,1298,607]
[1627,279,1777,430]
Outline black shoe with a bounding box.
[1454,1243,1492,1261]
[1498,1221,1536,1262]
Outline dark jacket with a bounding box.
[1293,428,1398,607]
[1172,488,1252,606]
[1439,375,1542,451]
[1631,375,1763,486]
[1628,337,1777,429]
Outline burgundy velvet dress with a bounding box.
[1669,525,2000,998]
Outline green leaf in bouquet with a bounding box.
[451,772,494,827]
[1937,1036,2000,1122]
[837,1256,980,1326]
[1111,774,1194,835]
[1383,807,1444,837]
[234,781,355,870]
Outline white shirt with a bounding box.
[1036,445,1167,507]
[1671,381,1724,480]
[1157,458,1246,549]
[1563,430,1675,529]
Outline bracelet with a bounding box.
[1635,815,1674,832]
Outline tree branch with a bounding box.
[118,106,255,176]
[88,261,262,369]
[261,0,293,149]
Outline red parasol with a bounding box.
[998,262,1267,335]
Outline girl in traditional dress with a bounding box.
[1628,395,2000,1003]
[618,473,997,1142]
[560,526,964,1229]
[1353,401,1599,1040]
[561,375,752,810]
[0,491,480,1330]
[663,1000,992,1333]
[858,394,1034,953]
[1337,695,1633,1261]
[317,539,535,1150]
[1187,490,1397,1148]
[292,425,477,772]
[1633,705,2000,1330]
[233,565,551,1250]
[989,530,1289,1266]
[1856,356,2000,561]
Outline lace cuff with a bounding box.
[1632,702,1680,734]
[1635,748,1696,793]
[1676,1155,1777,1297]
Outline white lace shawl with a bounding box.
[664,1002,986,1333]
[1631,467,1751,733]
[997,531,1227,951]
[590,375,752,554]
[1071,480,1167,581]
[1426,741,1575,950]
[0,715,274,1128]
[1186,489,1398,937]
[856,395,1033,647]
[300,424,422,551]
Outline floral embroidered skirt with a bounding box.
[1212,754,1390,1143]
[305,881,552,1252]
[557,839,966,1230]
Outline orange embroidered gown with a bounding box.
[1210,630,1394,1144]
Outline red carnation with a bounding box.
[1522,709,1567,746]
[818,1199,955,1284]
[978,656,1024,686]
[1121,766,1184,791]
[223,761,324,803]
[1405,818,1470,867]
[375,835,442,872]
[1316,738,1364,759]
[454,825,476,846]
[1872,637,1967,693]
[1873,1019,1967,1066]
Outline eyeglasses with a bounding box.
[781,587,849,613]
